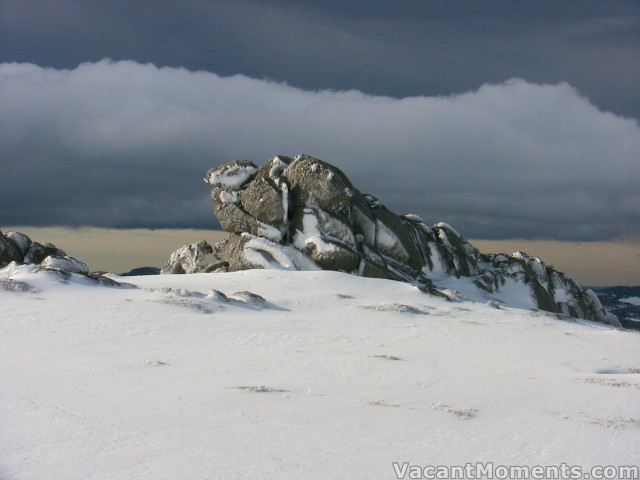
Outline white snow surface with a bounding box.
[1,266,639,480]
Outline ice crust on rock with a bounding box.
[163,155,620,326]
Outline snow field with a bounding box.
[1,268,639,479]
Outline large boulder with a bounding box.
[164,154,620,327]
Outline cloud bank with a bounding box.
[1,60,639,241]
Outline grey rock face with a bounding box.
[24,242,67,265]
[0,231,23,266]
[165,155,619,326]
[285,156,356,216]
[6,232,32,257]
[208,159,288,242]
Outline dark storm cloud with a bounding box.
[1,61,639,241]
[1,0,639,120]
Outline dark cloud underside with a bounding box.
[1,61,639,241]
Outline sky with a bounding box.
[1,1,639,283]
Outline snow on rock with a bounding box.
[256,222,284,242]
[241,234,320,271]
[168,155,620,326]
[217,189,238,204]
[435,221,462,238]
[40,255,89,274]
[292,208,329,252]
[161,240,225,274]
[268,156,290,178]
[401,213,424,223]
[5,231,32,256]
[292,208,359,271]
[203,159,258,189]
[374,219,410,262]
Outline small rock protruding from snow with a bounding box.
[229,291,267,308]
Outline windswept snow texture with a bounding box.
[1,267,639,480]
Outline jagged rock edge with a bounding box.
[162,154,619,327]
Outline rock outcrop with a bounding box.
[1,230,78,268]
[0,230,133,287]
[2,229,93,274]
[163,154,619,326]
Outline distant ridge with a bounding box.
[120,267,162,277]
[591,286,640,330]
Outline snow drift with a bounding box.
[1,264,638,479]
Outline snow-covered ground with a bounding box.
[1,265,639,480]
